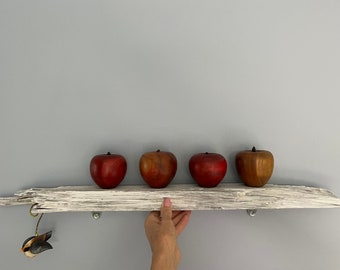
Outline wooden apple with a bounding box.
[189,152,227,188]
[90,152,127,189]
[235,146,274,187]
[139,149,177,188]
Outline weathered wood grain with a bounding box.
[0,197,32,206]
[1,183,338,214]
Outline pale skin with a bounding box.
[144,198,191,270]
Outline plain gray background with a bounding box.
[1,1,340,269]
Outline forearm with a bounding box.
[150,249,181,270]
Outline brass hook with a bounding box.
[29,204,44,236]
[29,203,39,218]
[34,213,44,237]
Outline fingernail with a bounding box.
[164,197,171,207]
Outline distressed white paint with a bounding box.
[1,183,340,213]
[0,197,31,206]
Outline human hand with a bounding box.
[144,198,191,270]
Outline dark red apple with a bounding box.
[189,152,227,187]
[90,152,127,189]
[139,149,177,188]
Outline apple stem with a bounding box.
[107,152,111,155]
[252,147,256,152]
[157,149,160,152]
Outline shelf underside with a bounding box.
[1,183,340,214]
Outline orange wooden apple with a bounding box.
[139,149,177,188]
[235,146,274,187]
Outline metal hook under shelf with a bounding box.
[29,203,39,218]
[92,212,102,220]
[247,209,257,217]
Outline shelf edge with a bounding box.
[1,183,339,213]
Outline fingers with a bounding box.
[146,199,191,240]
[160,197,172,221]
[151,198,191,235]
[174,211,191,236]
[172,211,184,219]
[172,211,190,226]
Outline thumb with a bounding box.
[160,197,172,221]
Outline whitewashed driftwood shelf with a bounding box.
[1,183,340,214]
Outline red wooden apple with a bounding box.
[90,152,127,189]
[139,149,177,188]
[235,146,274,187]
[189,152,227,188]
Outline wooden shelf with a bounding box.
[1,183,340,214]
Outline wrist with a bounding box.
[151,249,181,270]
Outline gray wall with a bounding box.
[1,1,340,269]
